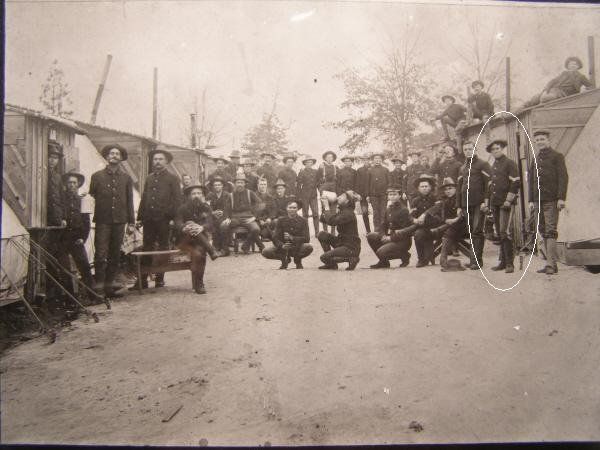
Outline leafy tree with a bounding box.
[39,59,74,118]
[241,112,289,158]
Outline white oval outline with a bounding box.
[468,110,540,292]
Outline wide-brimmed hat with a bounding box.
[48,141,63,158]
[234,172,247,182]
[485,139,508,152]
[274,178,287,188]
[302,156,317,164]
[471,80,484,89]
[149,146,173,163]
[533,129,551,137]
[390,154,404,163]
[62,171,85,187]
[282,154,297,163]
[441,95,456,103]
[340,154,355,162]
[211,155,229,164]
[564,56,583,70]
[184,184,208,196]
[208,175,225,186]
[322,150,337,161]
[370,151,385,160]
[101,143,128,161]
[386,184,403,193]
[413,174,436,189]
[441,177,456,189]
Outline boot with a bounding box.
[195,233,219,261]
[154,273,165,288]
[370,260,390,269]
[191,272,206,294]
[468,236,484,270]
[293,257,304,269]
[491,242,506,271]
[346,256,360,271]
[546,238,559,272]
[279,256,289,270]
[503,239,515,273]
[439,237,451,272]
[313,217,320,237]
[362,214,371,233]
[399,252,411,267]
[94,262,106,294]
[129,274,149,290]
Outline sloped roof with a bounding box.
[4,103,87,134]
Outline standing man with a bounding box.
[255,178,275,242]
[256,152,278,194]
[367,152,390,232]
[431,143,462,196]
[389,155,406,201]
[241,158,259,192]
[487,139,520,273]
[226,150,242,180]
[337,154,356,194]
[367,184,413,268]
[317,191,361,271]
[404,149,429,200]
[528,129,569,275]
[261,199,313,269]
[89,144,135,297]
[206,176,232,256]
[272,179,292,220]
[355,152,372,233]
[456,140,491,269]
[296,156,320,236]
[207,156,233,193]
[278,155,298,197]
[131,147,182,290]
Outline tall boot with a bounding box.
[468,236,483,269]
[545,238,558,273]
[362,214,371,233]
[439,237,452,271]
[491,240,506,271]
[475,236,485,268]
[503,239,515,273]
[313,216,320,237]
[195,233,219,260]
[191,255,207,294]
[94,261,106,294]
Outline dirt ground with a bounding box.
[1,232,599,446]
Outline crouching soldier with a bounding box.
[261,199,313,269]
[367,184,412,268]
[175,185,219,295]
[317,191,361,270]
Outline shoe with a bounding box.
[415,260,428,268]
[346,257,360,271]
[318,264,338,270]
[208,252,219,261]
[370,261,390,269]
[537,266,549,274]
[279,260,288,270]
[545,266,556,275]
[469,263,480,270]
[154,280,165,288]
[399,252,410,267]
[241,245,250,254]
[220,249,230,257]
[463,262,472,268]
[505,264,514,273]
[491,263,506,271]
[195,285,207,294]
[257,242,265,252]
[128,280,148,291]
[295,261,304,269]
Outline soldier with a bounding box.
[241,158,259,192]
[272,179,292,219]
[207,156,233,193]
[89,144,135,297]
[367,152,390,232]
[468,80,494,123]
[206,176,232,256]
[175,184,219,295]
[225,150,242,180]
[131,147,182,290]
[256,152,278,194]
[278,155,298,197]
[337,154,356,194]
[486,139,520,273]
[456,140,491,269]
[261,199,313,269]
[296,156,320,236]
[404,149,429,200]
[221,173,262,254]
[317,191,361,270]
[528,129,569,275]
[431,142,462,196]
[317,151,338,234]
[389,155,406,202]
[255,178,276,242]
[355,152,372,233]
[367,184,413,268]
[59,171,95,299]
[433,95,467,141]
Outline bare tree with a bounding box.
[39,59,74,118]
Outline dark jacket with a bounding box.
[296,167,319,200]
[244,173,259,192]
[431,157,462,188]
[337,167,357,194]
[272,194,292,218]
[389,168,406,191]
[428,195,459,222]
[277,167,298,196]
[89,166,135,224]
[321,205,361,252]
[272,215,310,249]
[404,163,429,197]
[206,191,231,214]
[544,70,593,96]
[63,191,90,241]
[467,92,494,116]
[367,165,390,196]
[410,193,437,219]
[137,169,182,222]
[437,104,466,122]
[255,192,275,221]
[355,165,370,197]
[227,188,261,219]
[47,168,65,226]
[382,201,413,241]
[317,162,337,192]
[489,155,520,206]
[174,200,214,237]
[207,169,233,192]
[528,147,568,202]
[456,156,491,208]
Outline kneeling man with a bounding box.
[261,199,313,269]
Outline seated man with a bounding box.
[468,80,494,123]
[367,184,413,269]
[175,184,219,295]
[221,173,262,254]
[206,176,232,256]
[255,178,275,243]
[317,191,361,271]
[261,199,313,269]
[433,95,466,141]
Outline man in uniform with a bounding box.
[206,176,232,256]
[528,129,569,275]
[255,178,275,242]
[131,147,182,290]
[241,158,259,192]
[296,156,320,236]
[456,140,491,269]
[486,139,520,273]
[431,142,462,196]
[175,184,219,295]
[207,156,233,193]
[317,191,361,270]
[404,149,429,200]
[256,152,278,194]
[89,144,135,297]
[367,152,390,232]
[277,155,298,197]
[337,154,356,194]
[355,152,372,233]
[261,199,313,269]
[389,155,406,202]
[367,184,413,268]
[225,150,242,180]
[221,173,262,254]
[434,95,467,141]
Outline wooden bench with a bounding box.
[130,249,191,293]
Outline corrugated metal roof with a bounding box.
[4,103,87,134]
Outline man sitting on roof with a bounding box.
[433,95,467,141]
[468,80,494,123]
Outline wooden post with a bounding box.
[90,54,112,124]
[190,113,197,148]
[588,36,596,88]
[152,68,158,139]
[505,57,511,111]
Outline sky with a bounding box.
[5,0,600,158]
